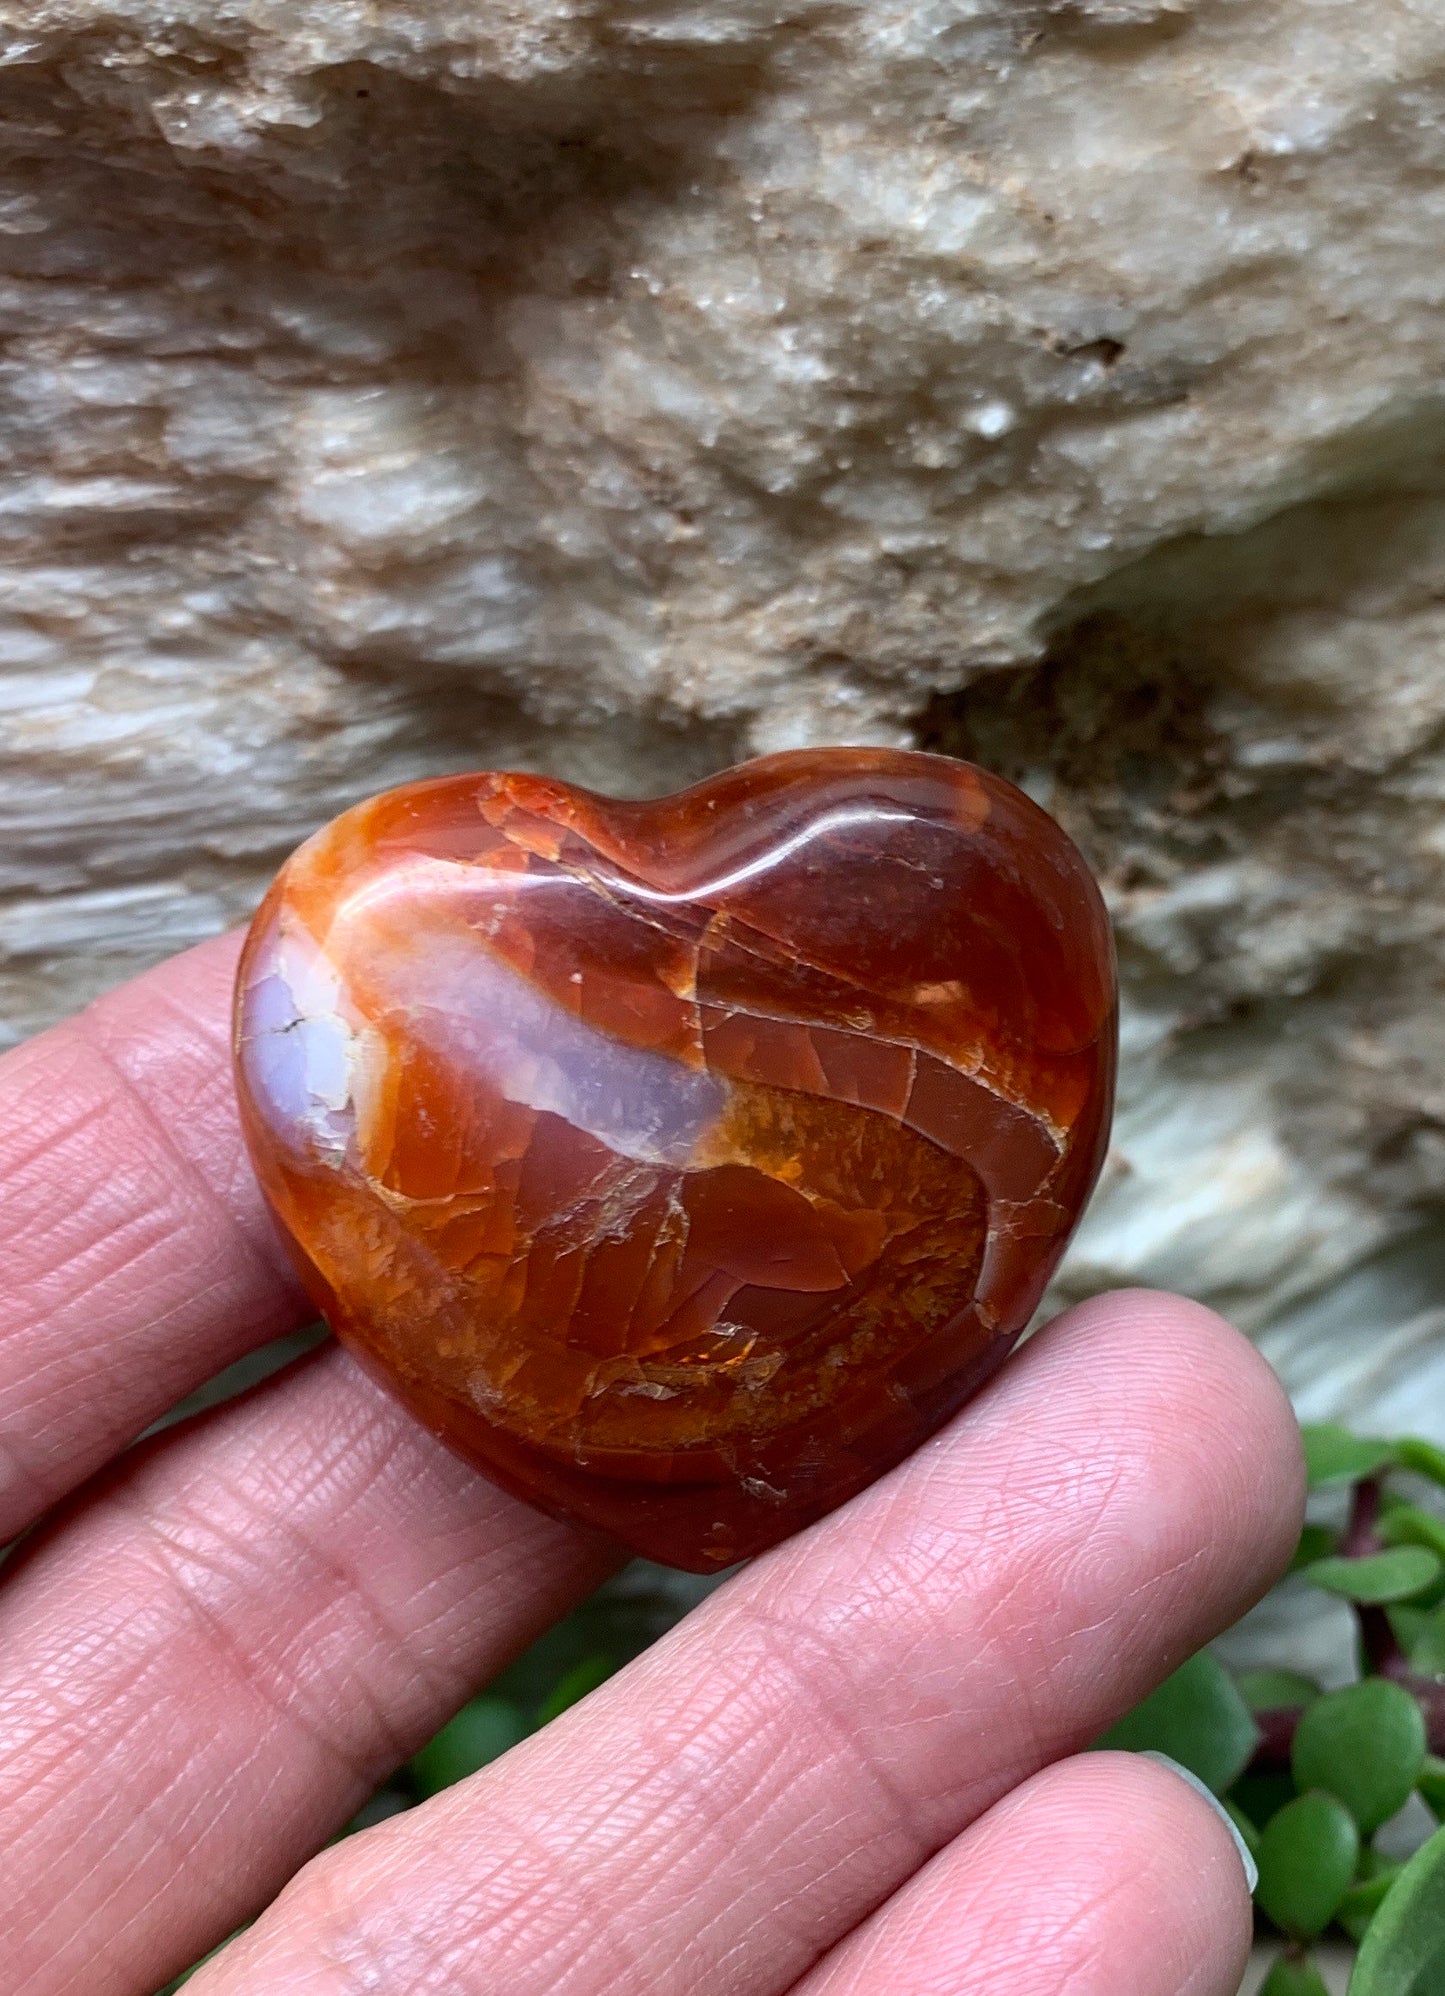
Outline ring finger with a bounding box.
[792,1753,1255,1996]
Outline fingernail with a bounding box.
[1140,1752,1259,1894]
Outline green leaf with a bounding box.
[1361,1845,1406,1880]
[1349,1823,1445,1994]
[1292,1680,1428,1835]
[1302,1425,1397,1490]
[1339,1867,1406,1945]
[1260,1954,1333,1996]
[1097,1651,1259,1795]
[1234,1769,1304,1832]
[1387,1605,1431,1660]
[535,1652,614,1727]
[1379,1504,1445,1566]
[1241,1669,1324,1714]
[1379,1511,1445,1616]
[1415,1755,1445,1821]
[410,1697,529,1797]
[1291,1525,1342,1573]
[1393,1438,1445,1491]
[1397,1602,1445,1676]
[1302,1548,1443,1605]
[1257,1792,1361,1939]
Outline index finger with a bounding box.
[0,932,309,1541]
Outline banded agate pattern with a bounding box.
[234,749,1116,1569]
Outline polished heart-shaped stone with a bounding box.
[233,749,1116,1570]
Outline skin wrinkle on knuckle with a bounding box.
[3,1701,214,1969]
[585,1679,800,1900]
[86,976,290,1272]
[139,1531,396,1791]
[0,1039,301,1539]
[31,1211,186,1345]
[730,1604,941,1867]
[116,1470,460,1783]
[207,1493,451,1756]
[275,1800,648,1996]
[0,1137,177,1332]
[71,1018,288,1297]
[229,1628,718,1988]
[693,1813,869,1977]
[251,1630,871,1996]
[792,1448,1172,1769]
[1,1564,201,1761]
[0,1030,93,1148]
[0,1147,122,1303]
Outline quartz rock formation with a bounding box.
[4,0,1445,1434]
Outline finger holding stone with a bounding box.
[0,1343,617,1996]
[0,932,310,1542]
[188,1290,1302,1996]
[789,1752,1255,1996]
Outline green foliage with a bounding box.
[1097,1652,1258,1794]
[535,1653,614,1727]
[1337,1867,1405,1945]
[1379,1502,1445,1566]
[1292,1682,1428,1835]
[1392,1438,1445,1491]
[1291,1525,1341,1572]
[1102,1422,1445,1981]
[400,1571,698,1809]
[1416,1756,1445,1822]
[1241,1670,1323,1714]
[1257,1792,1361,1939]
[411,1698,530,1799]
[1392,1603,1445,1676]
[1349,1825,1445,1995]
[1234,1767,1302,1832]
[1260,1954,1333,1996]
[1302,1548,1443,1605]
[407,1643,628,1800]
[1302,1425,1397,1490]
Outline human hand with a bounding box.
[0,934,1304,1996]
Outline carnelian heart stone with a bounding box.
[233,748,1116,1570]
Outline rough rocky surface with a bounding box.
[4,0,1445,1444]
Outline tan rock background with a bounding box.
[4,0,1445,1443]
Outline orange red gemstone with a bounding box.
[233,750,1116,1569]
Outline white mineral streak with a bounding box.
[3,0,1445,1445]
